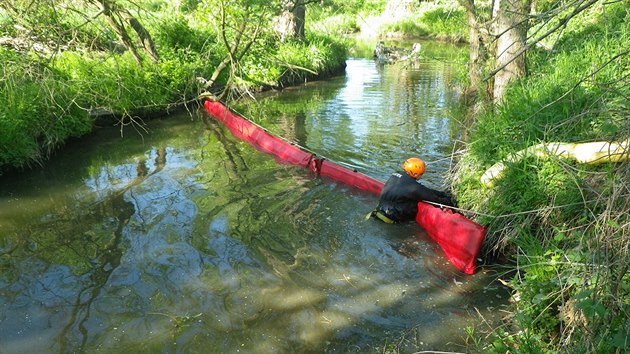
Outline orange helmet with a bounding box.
[403,157,426,179]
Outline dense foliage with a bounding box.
[0,0,348,173]
[452,2,629,352]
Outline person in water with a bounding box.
[370,157,454,223]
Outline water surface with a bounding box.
[0,41,506,353]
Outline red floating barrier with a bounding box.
[203,99,486,274]
[416,202,486,274]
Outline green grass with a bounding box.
[0,6,349,173]
[0,49,92,169]
[453,2,629,352]
[378,4,467,41]
[309,2,467,41]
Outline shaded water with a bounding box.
[0,42,507,353]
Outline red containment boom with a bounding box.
[203,99,384,194]
[203,99,313,167]
[415,202,486,274]
[203,99,486,274]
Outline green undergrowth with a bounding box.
[0,8,348,174]
[453,2,629,353]
[309,1,467,42]
[307,0,385,35]
[381,6,467,41]
[0,49,92,169]
[241,33,348,88]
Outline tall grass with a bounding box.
[0,49,92,169]
[453,2,629,352]
[0,7,349,173]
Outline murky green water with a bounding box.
[0,41,507,353]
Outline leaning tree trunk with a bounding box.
[98,0,143,63]
[118,10,159,62]
[492,0,530,102]
[93,0,159,64]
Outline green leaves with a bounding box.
[611,325,630,349]
[576,297,608,318]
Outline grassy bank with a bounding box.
[0,4,348,174]
[452,2,628,352]
[309,1,467,42]
[1,0,466,174]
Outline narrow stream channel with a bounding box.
[0,41,508,353]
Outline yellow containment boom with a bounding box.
[481,140,630,187]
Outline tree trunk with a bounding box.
[492,0,530,102]
[98,0,143,64]
[276,0,305,41]
[459,0,486,98]
[119,10,159,62]
[94,0,159,63]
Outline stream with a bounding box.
[0,40,507,353]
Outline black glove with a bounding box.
[439,191,456,208]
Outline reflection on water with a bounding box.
[244,56,463,186]
[0,42,506,353]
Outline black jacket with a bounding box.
[376,171,454,222]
